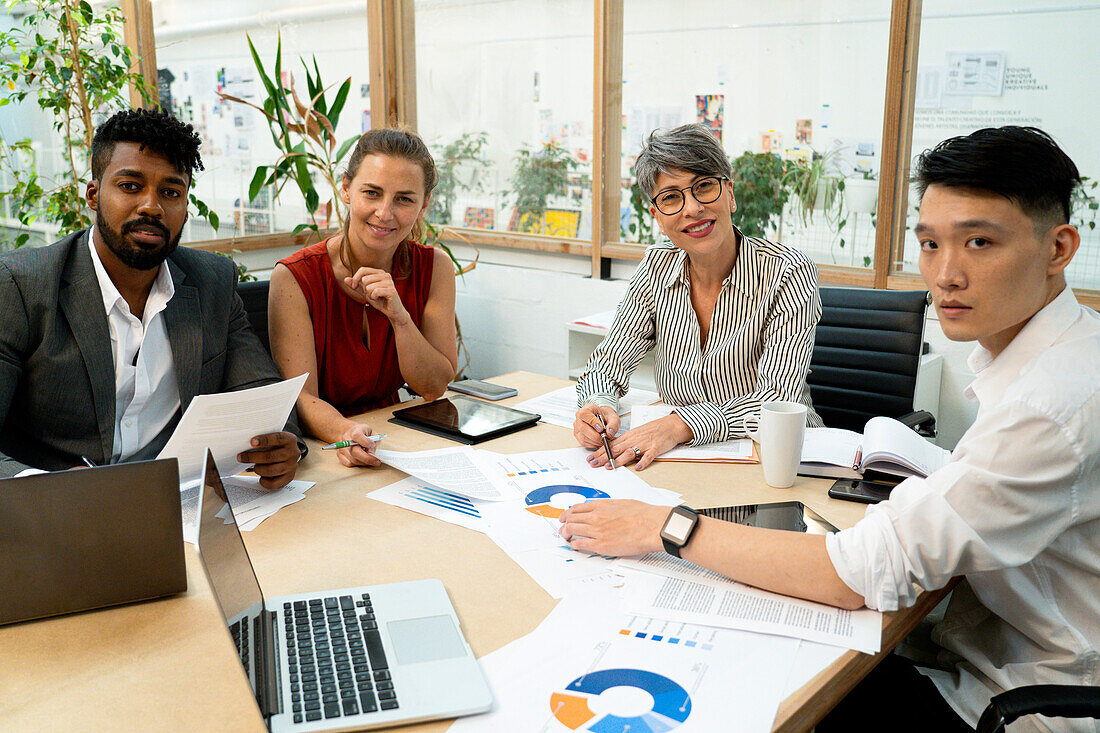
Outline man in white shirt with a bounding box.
[559,126,1099,732]
[0,108,301,488]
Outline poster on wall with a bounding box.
[796,119,812,145]
[944,52,1006,97]
[696,94,724,142]
[463,207,495,230]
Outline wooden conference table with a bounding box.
[0,372,948,732]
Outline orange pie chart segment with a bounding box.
[550,692,597,729]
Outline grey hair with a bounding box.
[635,123,733,197]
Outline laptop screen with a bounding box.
[197,450,265,630]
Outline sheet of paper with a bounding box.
[221,476,315,532]
[368,476,493,534]
[474,447,680,597]
[450,586,799,733]
[801,427,862,466]
[375,446,507,501]
[783,640,848,698]
[158,374,307,481]
[513,385,659,430]
[632,404,756,462]
[617,563,882,654]
[571,310,615,330]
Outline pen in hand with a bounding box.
[80,455,97,468]
[594,413,616,469]
[322,434,387,450]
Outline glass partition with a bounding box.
[414,0,594,239]
[153,0,371,242]
[619,0,891,271]
[901,1,1100,291]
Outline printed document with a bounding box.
[632,404,756,462]
[158,373,307,482]
[616,557,882,653]
[375,446,506,501]
[513,384,658,430]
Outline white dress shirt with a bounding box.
[826,287,1100,732]
[576,234,822,444]
[88,230,180,462]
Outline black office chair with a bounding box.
[808,287,935,435]
[976,685,1100,732]
[236,279,271,351]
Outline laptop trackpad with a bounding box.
[387,615,466,665]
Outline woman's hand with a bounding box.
[558,499,668,556]
[573,403,621,450]
[335,423,383,468]
[587,412,694,470]
[345,267,411,325]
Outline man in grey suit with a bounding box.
[0,108,302,488]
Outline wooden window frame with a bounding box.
[148,0,1099,309]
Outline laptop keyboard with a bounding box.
[283,593,399,724]
[228,615,254,678]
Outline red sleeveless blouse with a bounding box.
[279,238,435,415]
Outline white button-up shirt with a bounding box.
[826,287,1100,732]
[576,235,822,444]
[88,230,180,462]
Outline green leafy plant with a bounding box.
[727,151,791,239]
[622,164,657,244]
[219,34,356,237]
[1073,176,1098,232]
[783,147,846,229]
[0,0,219,248]
[427,131,489,226]
[509,140,576,234]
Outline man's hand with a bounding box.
[237,431,300,490]
[558,499,668,557]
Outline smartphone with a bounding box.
[447,379,519,401]
[828,478,897,504]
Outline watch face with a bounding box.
[662,511,696,544]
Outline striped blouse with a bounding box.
[576,234,823,445]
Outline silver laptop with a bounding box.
[195,450,492,732]
[0,459,186,626]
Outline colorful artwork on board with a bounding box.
[463,207,495,230]
[695,94,724,142]
[796,119,812,144]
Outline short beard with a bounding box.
[96,211,182,271]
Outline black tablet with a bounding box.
[389,395,541,444]
[700,501,838,534]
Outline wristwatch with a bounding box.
[660,505,699,558]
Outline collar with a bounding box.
[965,287,1081,404]
[87,225,175,324]
[660,227,750,293]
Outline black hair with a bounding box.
[90,108,204,181]
[912,126,1080,226]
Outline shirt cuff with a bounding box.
[672,402,728,445]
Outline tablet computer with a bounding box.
[389,395,541,444]
[700,501,838,534]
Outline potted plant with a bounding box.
[727,151,791,239]
[0,0,217,248]
[509,140,576,234]
[427,131,490,226]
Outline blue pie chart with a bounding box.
[525,485,609,518]
[550,667,691,732]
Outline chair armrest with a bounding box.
[977,685,1100,733]
[896,410,936,438]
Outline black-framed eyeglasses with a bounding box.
[650,176,728,216]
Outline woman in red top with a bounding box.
[269,129,458,467]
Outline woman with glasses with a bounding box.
[573,123,822,469]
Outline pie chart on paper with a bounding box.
[549,667,691,732]
[524,485,610,519]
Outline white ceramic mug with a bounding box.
[741,401,808,488]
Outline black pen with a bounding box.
[595,413,616,469]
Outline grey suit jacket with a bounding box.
[0,230,297,477]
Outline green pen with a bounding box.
[321,434,387,450]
